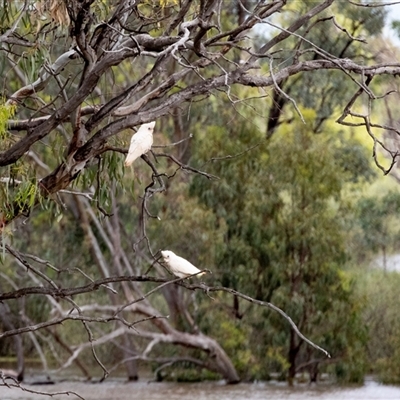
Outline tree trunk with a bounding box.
[382,245,387,272]
[76,196,139,380]
[121,334,138,381]
[110,196,139,380]
[48,328,92,380]
[288,327,302,386]
[309,361,319,383]
[134,302,240,383]
[0,302,24,381]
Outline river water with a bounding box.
[1,378,400,400]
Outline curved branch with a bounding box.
[6,50,78,106]
[0,274,330,358]
[194,284,331,358]
[0,275,167,301]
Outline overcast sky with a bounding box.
[384,3,400,45]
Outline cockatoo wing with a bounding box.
[161,250,205,278]
[124,121,155,167]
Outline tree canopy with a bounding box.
[1,0,399,223]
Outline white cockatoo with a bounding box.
[124,121,156,167]
[161,250,206,279]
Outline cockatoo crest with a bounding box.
[161,250,206,279]
[124,121,156,167]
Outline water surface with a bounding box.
[1,378,400,400]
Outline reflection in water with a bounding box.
[1,378,400,400]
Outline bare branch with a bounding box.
[186,283,331,358]
[0,378,85,400]
[6,50,78,106]
[0,274,330,358]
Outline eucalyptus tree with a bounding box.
[189,108,374,383]
[0,0,399,390]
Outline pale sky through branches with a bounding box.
[382,3,400,45]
